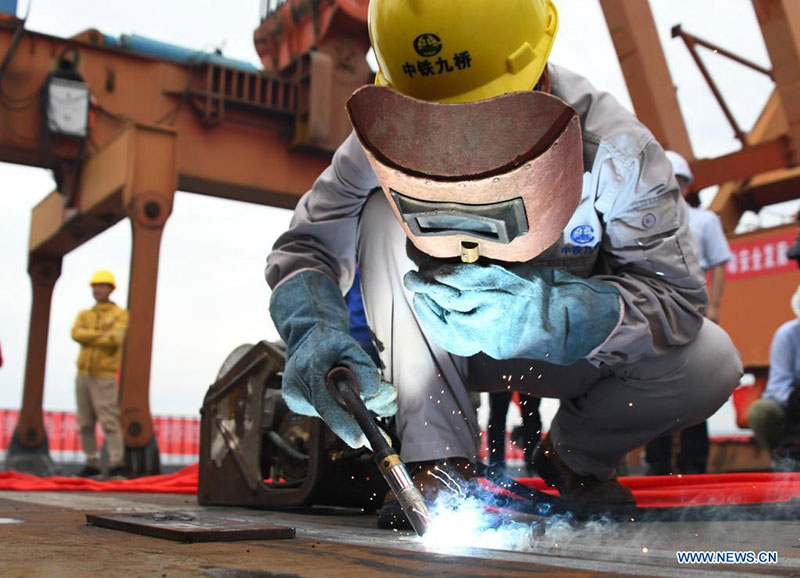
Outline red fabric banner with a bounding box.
[1,463,799,509]
[726,231,796,281]
[514,473,800,508]
[0,464,198,494]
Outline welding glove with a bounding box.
[404,263,621,366]
[269,270,397,448]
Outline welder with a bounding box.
[266,0,742,526]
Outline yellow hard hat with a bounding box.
[368,0,558,104]
[89,270,116,288]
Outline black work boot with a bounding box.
[107,465,128,480]
[77,464,101,478]
[532,436,635,518]
[376,458,477,530]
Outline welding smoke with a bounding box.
[417,466,800,564]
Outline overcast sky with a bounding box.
[0,1,787,433]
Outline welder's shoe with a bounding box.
[77,465,101,478]
[532,436,635,518]
[107,466,128,480]
[376,458,477,531]
[645,464,672,476]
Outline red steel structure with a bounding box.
[599,0,800,392]
[0,3,371,474]
[1,0,799,474]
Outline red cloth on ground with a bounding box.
[0,464,198,494]
[1,465,800,509]
[515,473,800,507]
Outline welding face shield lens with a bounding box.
[390,190,529,244]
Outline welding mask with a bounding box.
[347,85,583,263]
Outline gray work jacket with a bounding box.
[266,63,707,366]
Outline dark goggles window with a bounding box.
[390,190,529,244]
[416,214,500,237]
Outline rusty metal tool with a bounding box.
[326,366,430,536]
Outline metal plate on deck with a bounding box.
[86,512,295,543]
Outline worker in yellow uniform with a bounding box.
[71,270,128,478]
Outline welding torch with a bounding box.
[326,366,430,537]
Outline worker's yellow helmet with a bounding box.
[368,0,558,104]
[90,270,116,288]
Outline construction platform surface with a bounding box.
[1,490,799,577]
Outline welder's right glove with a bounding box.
[405,263,622,366]
[269,269,397,448]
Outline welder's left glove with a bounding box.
[404,263,622,365]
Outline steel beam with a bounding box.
[254,0,369,73]
[28,128,132,258]
[116,126,177,460]
[743,166,800,208]
[710,90,799,232]
[0,17,366,477]
[752,0,800,165]
[690,138,790,191]
[0,21,331,207]
[14,257,62,450]
[599,0,694,158]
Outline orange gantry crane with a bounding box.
[2,0,799,475]
[599,0,800,392]
[1,0,370,475]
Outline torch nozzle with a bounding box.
[376,449,430,537]
[326,366,430,537]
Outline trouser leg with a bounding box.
[677,420,709,474]
[550,320,741,479]
[358,192,481,464]
[488,392,512,466]
[519,395,542,466]
[748,398,785,452]
[469,320,741,480]
[88,376,125,467]
[645,435,673,475]
[76,374,99,466]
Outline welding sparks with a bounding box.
[429,466,467,499]
[418,468,611,554]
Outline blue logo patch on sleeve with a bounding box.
[570,225,595,245]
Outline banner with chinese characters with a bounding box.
[725,231,797,281]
